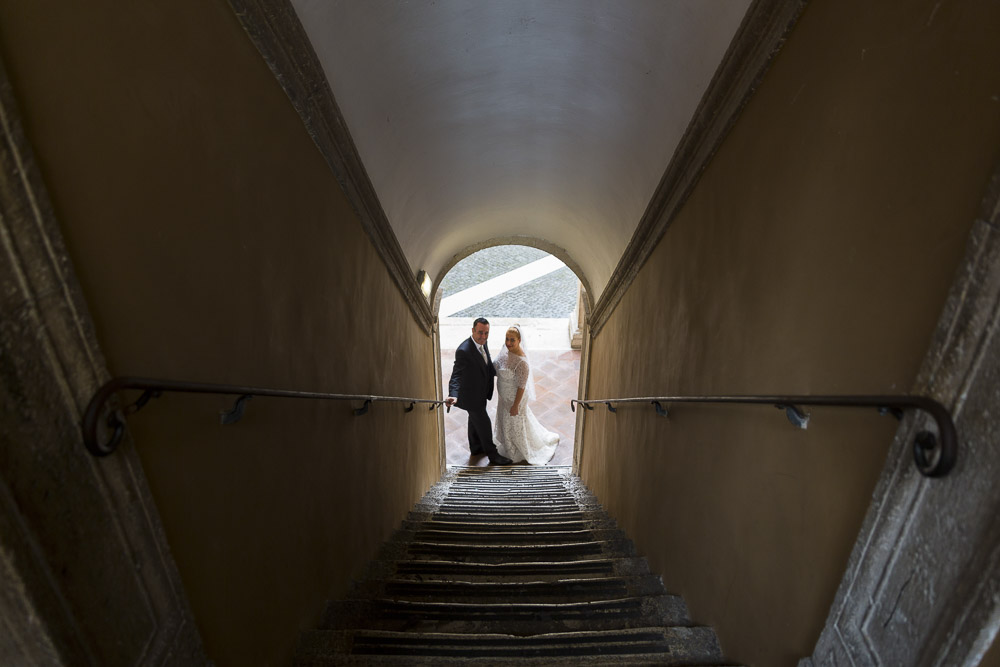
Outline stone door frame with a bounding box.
[0,58,205,665]
[801,167,1000,665]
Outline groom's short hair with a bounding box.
[473,317,489,328]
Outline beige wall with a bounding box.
[581,0,1000,664]
[984,633,1000,667]
[0,1,440,665]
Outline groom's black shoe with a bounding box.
[489,454,513,465]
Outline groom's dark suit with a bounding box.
[448,336,505,462]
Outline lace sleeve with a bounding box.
[514,356,530,389]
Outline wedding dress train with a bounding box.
[493,351,559,465]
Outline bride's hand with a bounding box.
[509,405,519,416]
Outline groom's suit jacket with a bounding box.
[449,337,496,411]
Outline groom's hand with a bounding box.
[445,396,456,407]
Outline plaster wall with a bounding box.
[0,1,440,665]
[985,633,1000,667]
[580,0,1000,664]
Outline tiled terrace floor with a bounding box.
[442,347,580,467]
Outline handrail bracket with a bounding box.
[82,377,444,457]
[571,393,957,478]
[127,389,162,416]
[776,403,810,430]
[913,430,942,477]
[879,406,904,421]
[220,394,253,425]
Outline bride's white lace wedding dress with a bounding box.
[493,350,559,465]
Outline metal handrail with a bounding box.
[571,394,957,478]
[83,376,445,457]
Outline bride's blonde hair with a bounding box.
[507,324,522,341]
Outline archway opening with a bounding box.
[436,245,583,467]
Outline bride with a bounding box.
[493,324,559,465]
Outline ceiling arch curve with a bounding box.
[230,0,804,333]
[288,0,753,300]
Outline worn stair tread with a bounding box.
[297,657,740,666]
[321,595,692,631]
[436,494,584,499]
[404,534,631,546]
[373,537,635,564]
[447,466,571,475]
[403,539,635,562]
[443,484,573,491]
[413,508,602,518]
[298,466,730,666]
[410,517,610,527]
[400,528,627,545]
[436,502,583,510]
[443,491,576,499]
[431,505,588,514]
[353,574,665,602]
[374,556,651,581]
[297,627,724,662]
[402,519,618,533]
[410,510,605,523]
[442,490,577,496]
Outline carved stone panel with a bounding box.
[0,57,206,665]
[802,171,1000,665]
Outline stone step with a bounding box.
[420,504,598,516]
[297,654,738,666]
[373,533,632,565]
[402,539,635,563]
[436,497,585,507]
[445,483,572,498]
[402,518,618,533]
[436,483,572,494]
[295,627,725,664]
[443,484,573,494]
[452,481,589,492]
[352,574,665,603]
[442,489,575,499]
[441,494,579,505]
[425,481,588,493]
[418,494,598,505]
[448,465,571,476]
[320,595,692,634]
[409,509,605,523]
[395,527,627,546]
[359,557,651,583]
[447,480,569,488]
[296,466,733,665]
[440,486,573,494]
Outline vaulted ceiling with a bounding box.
[288,1,753,299]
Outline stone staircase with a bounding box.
[295,465,737,665]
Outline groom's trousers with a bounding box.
[467,407,500,459]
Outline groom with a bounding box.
[444,318,513,465]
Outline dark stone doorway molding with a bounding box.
[0,59,206,664]
[800,167,1000,665]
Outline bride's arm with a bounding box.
[510,387,525,416]
[510,357,529,416]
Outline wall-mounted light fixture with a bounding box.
[417,270,432,299]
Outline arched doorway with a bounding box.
[434,243,588,467]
